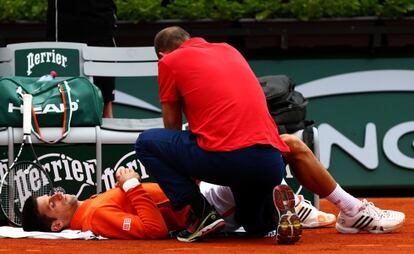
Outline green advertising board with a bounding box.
[253,58,414,191]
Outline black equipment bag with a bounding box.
[258,75,313,134]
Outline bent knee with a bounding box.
[135,129,159,154]
[280,134,309,154]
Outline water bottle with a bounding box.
[38,70,57,81]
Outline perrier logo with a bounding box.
[15,48,79,77]
[26,49,68,75]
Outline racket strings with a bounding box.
[9,140,26,169]
[1,162,53,226]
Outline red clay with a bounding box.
[0,197,412,254]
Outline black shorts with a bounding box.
[86,38,116,103]
[93,76,115,103]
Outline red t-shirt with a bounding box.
[158,37,289,152]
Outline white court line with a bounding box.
[346,244,413,248]
[164,248,201,251]
[345,244,383,247]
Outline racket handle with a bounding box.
[22,94,33,135]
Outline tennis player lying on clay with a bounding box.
[21,134,405,240]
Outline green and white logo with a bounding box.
[26,50,68,76]
[14,48,80,77]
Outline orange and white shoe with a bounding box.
[295,195,336,228]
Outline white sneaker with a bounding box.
[336,199,405,234]
[295,195,336,228]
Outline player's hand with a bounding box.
[115,167,141,188]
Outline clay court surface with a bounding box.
[0,197,412,254]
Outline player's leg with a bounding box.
[93,76,114,118]
[281,134,405,233]
[88,38,116,118]
[281,134,363,214]
[199,182,240,232]
[281,134,336,197]
[201,180,335,230]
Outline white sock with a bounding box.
[325,184,363,216]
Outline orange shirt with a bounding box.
[69,183,191,239]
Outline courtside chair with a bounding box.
[81,45,159,110]
[0,42,160,194]
[0,47,12,76]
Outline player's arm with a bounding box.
[90,185,169,239]
[89,168,169,239]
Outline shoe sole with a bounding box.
[302,219,336,228]
[177,218,226,242]
[273,185,302,244]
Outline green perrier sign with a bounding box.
[14,48,80,77]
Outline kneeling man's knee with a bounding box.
[135,129,157,155]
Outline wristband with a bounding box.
[122,178,141,192]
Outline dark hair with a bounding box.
[154,26,190,58]
[22,196,55,232]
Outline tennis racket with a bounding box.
[0,94,53,226]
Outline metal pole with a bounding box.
[95,126,102,193]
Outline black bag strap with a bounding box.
[302,121,315,152]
